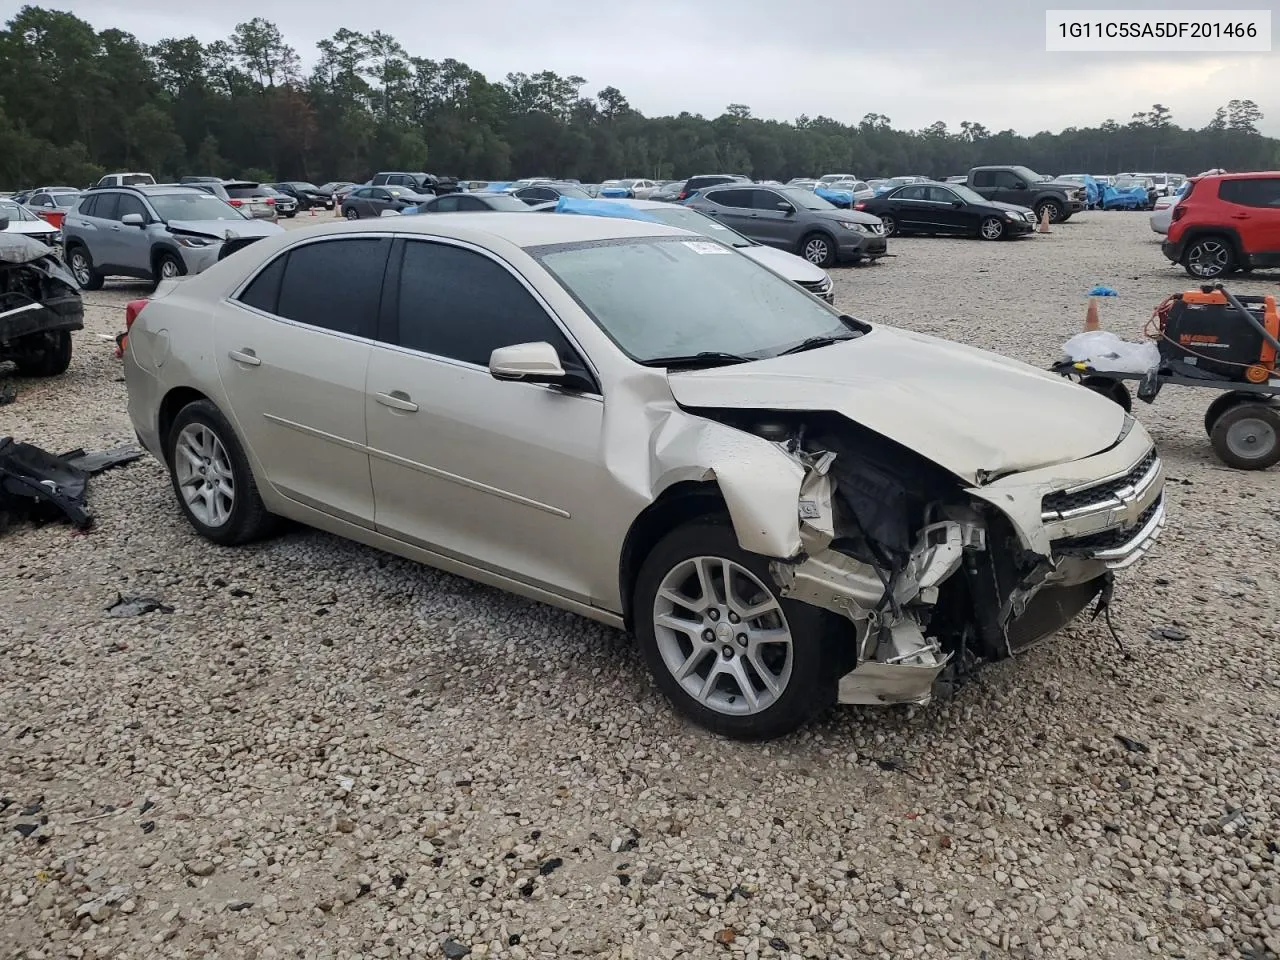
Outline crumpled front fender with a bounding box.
[651,414,805,559]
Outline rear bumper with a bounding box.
[1161,239,1181,262]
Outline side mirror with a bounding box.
[121,213,145,226]
[776,201,794,212]
[1011,181,1026,190]
[0,216,8,231]
[952,200,964,208]
[489,341,566,383]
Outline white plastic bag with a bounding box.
[1062,330,1160,375]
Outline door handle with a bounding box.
[376,391,419,413]
[228,349,261,366]
[1231,213,1250,219]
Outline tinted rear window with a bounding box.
[275,238,390,336]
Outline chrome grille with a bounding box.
[1052,495,1163,554]
[1042,449,1158,516]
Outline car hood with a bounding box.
[740,244,828,284]
[2,219,57,234]
[1040,179,1084,193]
[665,325,1127,484]
[813,209,881,226]
[166,219,284,241]
[990,200,1035,215]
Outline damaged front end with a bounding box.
[693,409,1164,707]
[0,234,84,358]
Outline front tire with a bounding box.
[154,252,183,286]
[633,521,837,740]
[165,399,278,545]
[1183,236,1236,279]
[979,216,1005,241]
[1035,200,1064,224]
[799,232,837,268]
[344,208,360,221]
[11,330,73,377]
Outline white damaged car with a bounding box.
[121,214,1166,739]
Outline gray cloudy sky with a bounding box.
[33,0,1280,135]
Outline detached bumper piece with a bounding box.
[0,438,142,535]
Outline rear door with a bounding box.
[885,185,930,230]
[73,192,122,270]
[1218,177,1280,259]
[700,188,759,236]
[213,235,390,526]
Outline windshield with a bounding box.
[644,207,752,247]
[949,184,987,204]
[480,195,532,211]
[555,185,591,199]
[0,201,37,221]
[1011,165,1047,183]
[150,193,246,222]
[535,237,854,364]
[289,182,319,191]
[776,186,835,210]
[51,194,80,207]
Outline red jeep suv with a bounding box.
[1163,172,1280,279]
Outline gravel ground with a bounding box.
[2,211,1278,960]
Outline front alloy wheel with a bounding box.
[634,522,836,739]
[345,208,360,220]
[980,217,1005,240]
[1184,238,1234,279]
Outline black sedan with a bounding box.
[412,193,543,213]
[341,185,431,219]
[857,182,1037,240]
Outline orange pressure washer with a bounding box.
[1147,286,1280,384]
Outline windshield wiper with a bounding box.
[642,351,753,369]
[775,333,861,357]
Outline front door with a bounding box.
[365,237,608,602]
[745,188,800,249]
[112,192,153,273]
[212,235,391,527]
[923,185,970,234]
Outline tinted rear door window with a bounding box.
[1219,178,1280,208]
[275,238,390,337]
[237,254,287,314]
[707,189,754,208]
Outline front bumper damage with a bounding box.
[754,415,1165,706]
[0,237,84,350]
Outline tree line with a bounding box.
[0,5,1275,189]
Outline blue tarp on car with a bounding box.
[485,182,513,193]
[814,186,853,207]
[1081,176,1102,208]
[1102,184,1147,210]
[599,186,631,198]
[553,196,662,221]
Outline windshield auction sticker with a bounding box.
[1045,9,1271,51]
[682,241,732,254]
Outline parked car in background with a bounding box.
[554,197,835,302]
[223,182,279,220]
[1162,171,1280,278]
[649,180,686,202]
[342,185,431,219]
[181,180,233,202]
[95,172,156,188]
[677,174,750,201]
[261,186,298,218]
[0,198,63,246]
[600,179,659,199]
[413,193,536,213]
[120,212,1165,740]
[63,184,281,290]
[859,182,1037,240]
[317,181,355,199]
[1149,180,1191,235]
[685,182,887,267]
[270,181,332,211]
[964,166,1086,222]
[25,189,81,230]
[370,172,438,194]
[1114,175,1158,209]
[513,182,592,205]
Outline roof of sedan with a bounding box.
[309,211,691,247]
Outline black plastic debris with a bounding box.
[107,594,174,618]
[0,381,15,406]
[1151,626,1189,642]
[1114,733,1150,753]
[537,857,563,876]
[0,438,142,534]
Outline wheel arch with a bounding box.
[618,481,730,632]
[158,386,214,462]
[150,243,186,277]
[1179,225,1245,260]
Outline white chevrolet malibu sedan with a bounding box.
[122,214,1166,740]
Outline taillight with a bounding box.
[116,299,148,358]
[1171,207,1186,222]
[265,197,275,205]
[677,192,688,200]
[229,199,242,206]
[854,201,867,210]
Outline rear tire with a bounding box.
[344,208,360,221]
[11,330,73,377]
[632,521,838,740]
[879,214,898,237]
[67,246,103,291]
[1208,402,1280,470]
[165,399,278,545]
[1183,236,1236,279]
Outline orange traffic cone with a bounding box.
[309,206,316,217]
[1037,206,1052,234]
[1084,299,1100,331]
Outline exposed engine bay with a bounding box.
[691,408,1145,706]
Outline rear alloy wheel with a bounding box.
[879,214,897,237]
[1209,402,1280,470]
[344,208,360,220]
[1183,237,1236,279]
[633,522,836,740]
[166,399,278,545]
[800,233,837,268]
[979,216,1005,241]
[67,247,103,291]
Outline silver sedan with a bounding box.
[122,214,1165,739]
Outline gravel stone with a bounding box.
[1,215,1277,957]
